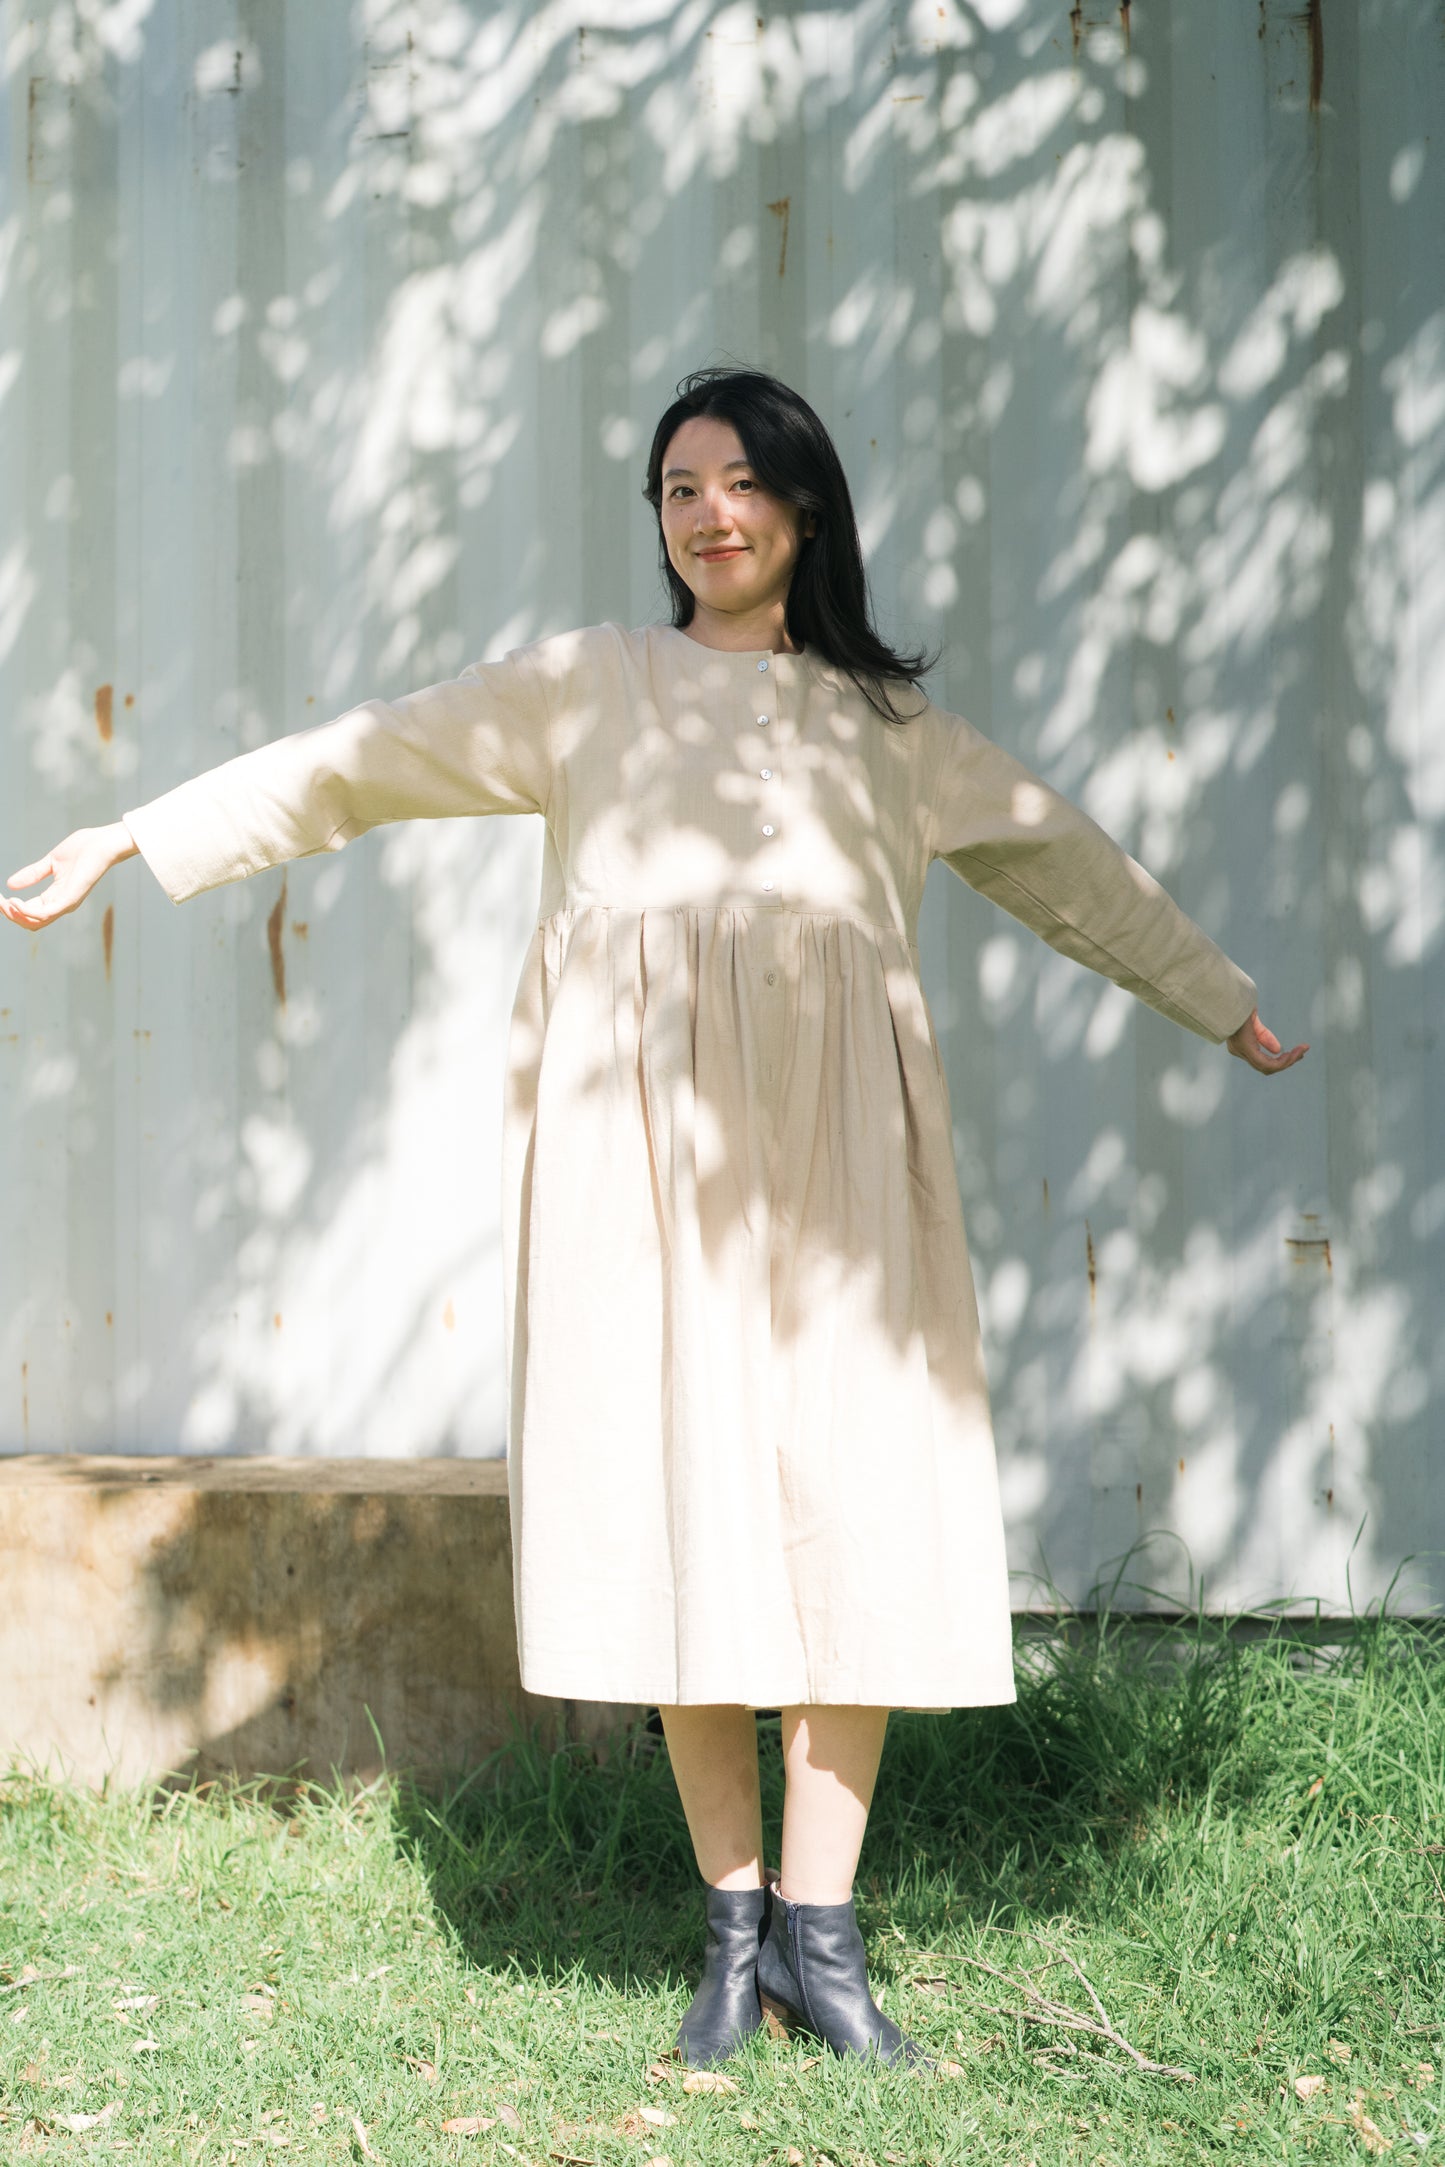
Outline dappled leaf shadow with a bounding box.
[1,0,1441,1792]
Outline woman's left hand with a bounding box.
[1227,1008,1309,1075]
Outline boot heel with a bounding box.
[758,1989,798,2040]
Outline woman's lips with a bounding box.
[695,546,746,561]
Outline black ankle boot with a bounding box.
[756,1891,930,2068]
[673,1882,771,2067]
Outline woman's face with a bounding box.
[658,415,813,624]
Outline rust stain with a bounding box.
[1042,1176,1050,1212]
[95,683,114,743]
[106,1311,113,1327]
[26,76,40,184]
[1085,1219,1096,1302]
[1070,3,1083,55]
[273,1312,283,1330]
[1326,1486,1334,1506]
[766,197,790,279]
[102,904,114,980]
[1120,1,1131,46]
[1135,1481,1143,1504]
[266,875,288,1005]
[1286,1235,1332,1269]
[124,692,135,709]
[443,1300,456,1332]
[1178,1457,1186,1474]
[1306,0,1323,109]
[290,920,309,940]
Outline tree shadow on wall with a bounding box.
[5,1,1442,1654]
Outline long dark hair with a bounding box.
[642,367,932,721]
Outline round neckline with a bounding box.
[651,622,808,667]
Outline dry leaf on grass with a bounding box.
[1415,2062,1437,2088]
[131,2037,161,2054]
[1326,2039,1352,2064]
[739,2111,761,2128]
[644,2157,675,2167]
[350,2114,382,2159]
[59,2104,118,2133]
[681,2069,737,2094]
[798,2053,824,2071]
[936,2058,966,2079]
[496,2103,524,2130]
[404,2057,438,2084]
[113,1995,157,2014]
[639,2104,676,2128]
[441,2114,495,2136]
[1348,2092,1390,2154]
[786,2151,806,2165]
[1293,2075,1327,2101]
[644,2059,674,2085]
[463,1986,476,2006]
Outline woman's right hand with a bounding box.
[1,822,138,930]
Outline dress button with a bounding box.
[756,714,770,727]
[765,969,777,986]
[762,824,775,837]
[760,768,772,780]
[757,658,769,672]
[761,881,774,894]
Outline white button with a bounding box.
[762,823,775,836]
[757,657,769,671]
[765,969,777,985]
[756,714,770,727]
[761,881,774,893]
[760,768,772,780]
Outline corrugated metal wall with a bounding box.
[2,0,1441,1614]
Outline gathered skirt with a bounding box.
[501,902,1016,1710]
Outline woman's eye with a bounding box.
[733,477,755,492]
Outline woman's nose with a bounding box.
[694,488,730,531]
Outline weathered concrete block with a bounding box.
[0,1458,635,1788]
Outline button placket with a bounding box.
[752,656,780,901]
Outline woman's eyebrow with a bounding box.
[661,459,753,481]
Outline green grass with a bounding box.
[2,1607,1442,2165]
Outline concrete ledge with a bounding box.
[0,1456,634,1789]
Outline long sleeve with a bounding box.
[927,710,1257,1044]
[122,644,552,904]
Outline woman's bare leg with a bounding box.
[778,1706,890,1903]
[658,1705,764,1889]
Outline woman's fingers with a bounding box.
[1228,1008,1309,1075]
[6,857,55,891]
[1,832,114,930]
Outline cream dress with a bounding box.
[124,622,1256,1710]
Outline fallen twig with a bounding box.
[913,1938,1195,2083]
[0,1966,79,1995]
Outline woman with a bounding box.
[3,368,1306,2071]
